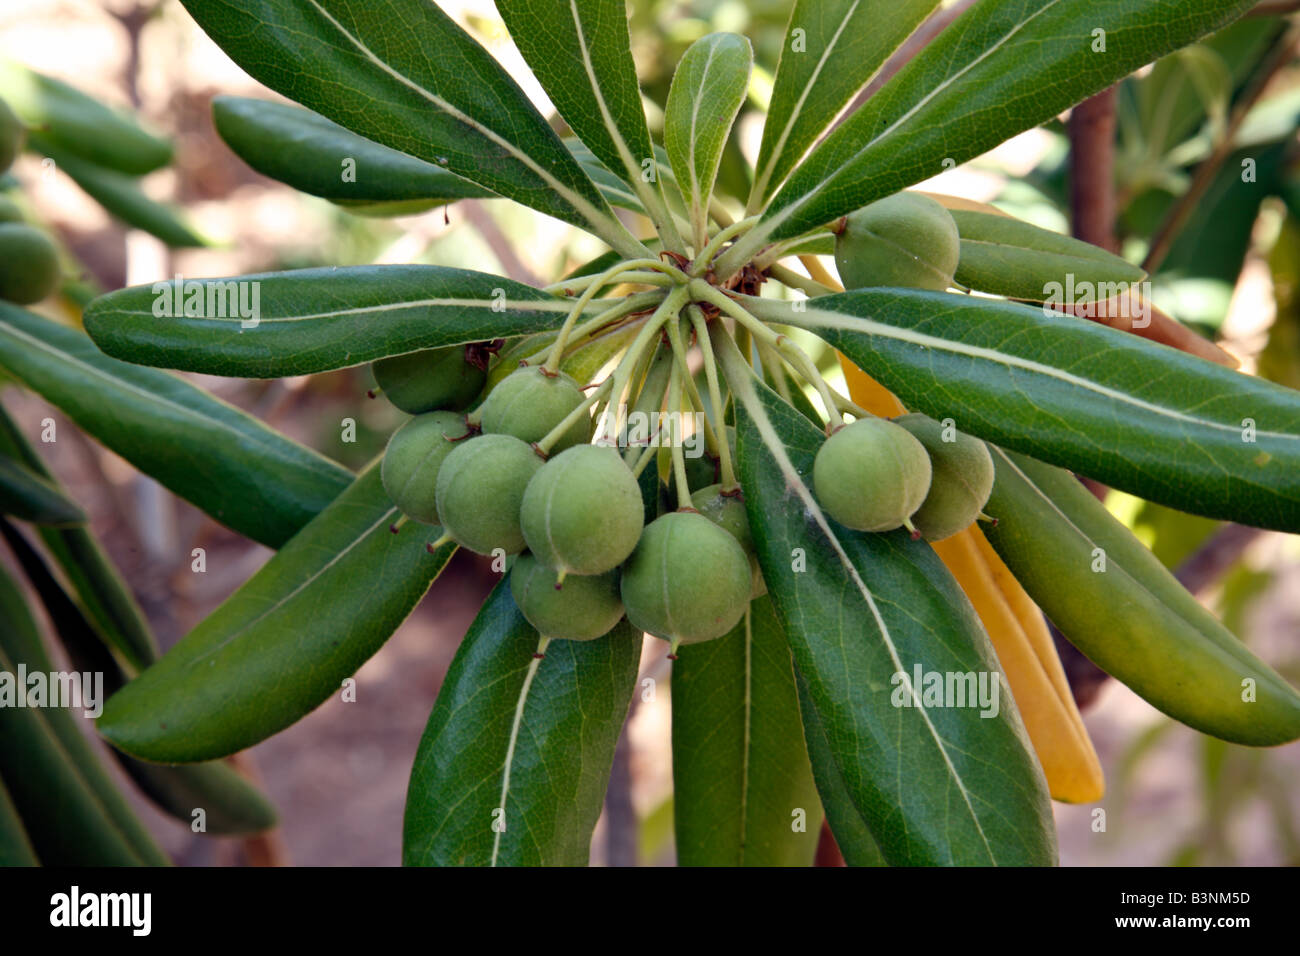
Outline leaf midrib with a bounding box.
[773,297,1300,445]
[724,338,995,861]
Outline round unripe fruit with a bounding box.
[372,346,486,414]
[691,484,765,598]
[380,411,469,524]
[520,444,643,577]
[893,413,994,541]
[813,418,932,532]
[510,553,624,641]
[435,434,543,555]
[0,224,59,305]
[479,367,591,451]
[0,98,23,173]
[835,191,960,292]
[620,511,752,647]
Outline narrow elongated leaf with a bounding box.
[672,596,822,866]
[750,290,1300,532]
[0,776,38,866]
[950,208,1147,302]
[404,580,640,866]
[0,58,172,175]
[212,96,496,203]
[0,303,353,548]
[0,563,168,865]
[0,452,85,525]
[0,404,156,667]
[0,521,276,834]
[720,332,1056,865]
[0,645,151,865]
[84,265,657,379]
[664,33,752,244]
[31,135,206,248]
[792,666,885,867]
[178,0,642,255]
[751,0,940,206]
[497,0,679,243]
[98,462,454,763]
[984,449,1300,745]
[724,0,1254,269]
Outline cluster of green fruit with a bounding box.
[0,97,61,307]
[813,413,994,540]
[370,190,987,654]
[376,349,759,654]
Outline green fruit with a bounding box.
[812,417,932,533]
[691,483,765,598]
[510,553,624,641]
[479,367,591,451]
[520,444,643,577]
[0,224,59,305]
[0,197,21,223]
[372,346,486,414]
[0,98,23,173]
[893,413,994,542]
[620,511,752,649]
[834,191,959,292]
[380,411,469,525]
[435,434,543,555]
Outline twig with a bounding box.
[1069,87,1120,253]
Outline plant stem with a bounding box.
[667,360,693,510]
[544,259,680,372]
[519,294,658,367]
[596,286,690,444]
[535,377,613,455]
[691,216,762,277]
[768,263,834,297]
[663,317,720,456]
[688,306,737,490]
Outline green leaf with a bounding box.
[97,462,454,763]
[212,95,496,204]
[0,776,39,866]
[83,265,656,379]
[403,580,640,866]
[0,645,153,865]
[0,452,85,526]
[752,290,1300,532]
[792,665,886,867]
[497,0,680,247]
[950,208,1147,302]
[664,33,752,245]
[751,0,940,207]
[672,595,822,866]
[0,303,353,549]
[30,135,206,247]
[0,520,277,834]
[0,555,168,865]
[0,58,173,175]
[0,405,156,667]
[724,0,1255,270]
[178,0,643,256]
[721,334,1056,865]
[983,448,1300,746]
